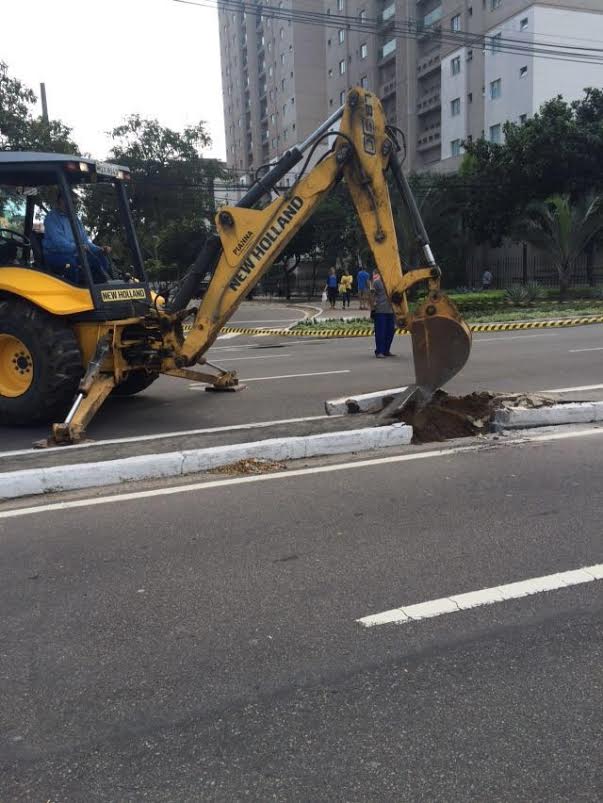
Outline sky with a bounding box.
[2,0,226,160]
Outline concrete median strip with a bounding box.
[325,387,408,416]
[494,400,603,429]
[0,423,412,502]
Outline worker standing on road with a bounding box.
[370,270,396,358]
[357,265,370,309]
[339,268,353,309]
[324,267,338,309]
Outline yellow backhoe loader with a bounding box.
[0,89,471,446]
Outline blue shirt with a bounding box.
[357,269,370,290]
[327,274,338,288]
[43,209,101,256]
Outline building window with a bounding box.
[359,9,366,23]
[281,79,285,89]
[280,54,285,64]
[329,98,334,107]
[451,14,461,32]
[520,17,528,31]
[283,104,287,115]
[272,138,277,148]
[451,56,461,75]
[360,75,368,89]
[270,113,275,124]
[339,59,346,74]
[468,5,473,15]
[338,29,345,44]
[328,68,333,77]
[337,0,343,10]
[490,124,502,143]
[360,42,368,59]
[268,65,273,77]
[340,90,346,105]
[520,114,527,124]
[328,38,331,47]
[490,32,502,53]
[451,139,461,157]
[519,65,528,78]
[468,92,473,103]
[490,0,501,9]
[451,97,461,116]
[467,49,473,61]
[490,78,501,99]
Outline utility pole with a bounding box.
[40,83,49,123]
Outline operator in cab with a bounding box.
[43,191,112,284]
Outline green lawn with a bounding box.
[289,300,603,333]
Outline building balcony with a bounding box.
[379,79,396,99]
[417,52,441,77]
[416,124,441,151]
[417,92,441,115]
[379,3,395,30]
[378,39,396,62]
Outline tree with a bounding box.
[82,116,225,274]
[0,61,79,154]
[513,194,603,299]
[392,172,472,289]
[461,89,603,244]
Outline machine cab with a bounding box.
[0,152,152,319]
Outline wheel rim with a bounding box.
[0,334,34,397]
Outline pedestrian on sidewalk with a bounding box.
[324,267,338,309]
[370,271,396,358]
[339,268,353,308]
[482,269,493,291]
[357,265,370,309]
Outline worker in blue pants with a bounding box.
[370,271,396,358]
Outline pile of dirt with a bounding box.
[395,390,557,444]
[209,458,288,475]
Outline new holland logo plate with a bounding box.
[100,288,147,302]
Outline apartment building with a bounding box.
[219,0,326,183]
[219,1,603,176]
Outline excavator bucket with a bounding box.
[409,291,472,398]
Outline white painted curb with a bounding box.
[325,387,408,416]
[0,423,412,502]
[494,401,603,430]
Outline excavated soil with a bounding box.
[209,458,288,475]
[395,390,557,444]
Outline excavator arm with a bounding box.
[174,87,471,391]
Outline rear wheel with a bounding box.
[112,371,158,396]
[0,297,82,426]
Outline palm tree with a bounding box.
[514,194,603,299]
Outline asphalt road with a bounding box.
[0,427,601,800]
[1,301,603,450]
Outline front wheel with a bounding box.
[0,297,83,426]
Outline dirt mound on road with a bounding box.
[396,390,556,444]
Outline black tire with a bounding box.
[112,371,158,397]
[0,297,83,426]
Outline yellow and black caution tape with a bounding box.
[217,315,603,338]
[181,315,603,339]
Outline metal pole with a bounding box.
[40,83,49,123]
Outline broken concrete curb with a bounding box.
[325,387,407,416]
[494,400,603,429]
[0,423,412,502]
